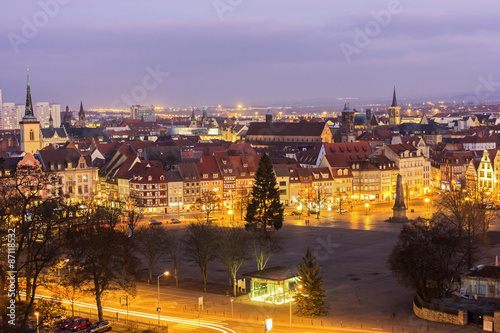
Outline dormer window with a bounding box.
[243,164,248,167]
[67,163,72,169]
[160,175,165,181]
[337,170,342,175]
[223,160,227,165]
[213,173,218,178]
[228,169,233,173]
[343,169,348,175]
[148,176,152,181]
[203,174,208,179]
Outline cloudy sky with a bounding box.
[1,0,500,109]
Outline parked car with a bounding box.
[283,212,289,216]
[43,315,66,327]
[309,210,318,215]
[69,318,92,331]
[170,218,181,224]
[86,321,112,332]
[291,210,303,216]
[336,208,348,213]
[59,316,82,330]
[149,219,162,225]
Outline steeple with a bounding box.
[19,69,41,154]
[49,110,54,130]
[388,86,401,126]
[77,100,85,127]
[24,69,35,119]
[190,107,196,121]
[391,86,398,107]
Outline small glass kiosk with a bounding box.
[243,266,298,304]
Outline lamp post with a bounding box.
[281,283,302,333]
[425,198,430,218]
[315,185,320,220]
[228,210,233,225]
[35,312,39,333]
[157,271,169,326]
[176,189,181,219]
[365,203,369,215]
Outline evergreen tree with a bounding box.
[245,153,284,232]
[295,247,327,317]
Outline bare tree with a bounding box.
[387,217,468,301]
[125,198,143,237]
[57,266,85,316]
[183,223,218,292]
[65,207,139,321]
[335,189,348,213]
[215,227,252,296]
[435,187,491,269]
[250,232,283,271]
[164,228,183,288]
[196,191,221,223]
[133,224,169,284]
[0,161,72,327]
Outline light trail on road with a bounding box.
[26,292,236,333]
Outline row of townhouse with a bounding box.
[95,140,435,215]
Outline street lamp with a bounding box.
[228,210,233,225]
[315,186,320,220]
[35,312,39,333]
[365,203,369,215]
[157,271,169,326]
[425,198,430,218]
[280,283,303,333]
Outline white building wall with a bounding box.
[50,104,61,127]
[35,102,50,127]
[2,103,19,130]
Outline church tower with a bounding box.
[340,103,356,142]
[388,86,401,126]
[77,101,85,127]
[265,109,273,124]
[189,108,197,128]
[19,70,41,154]
[49,110,54,130]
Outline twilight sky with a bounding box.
[1,0,500,109]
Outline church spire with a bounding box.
[78,101,85,127]
[49,110,54,130]
[24,69,35,119]
[190,107,196,121]
[391,86,398,107]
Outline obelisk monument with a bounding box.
[392,174,408,222]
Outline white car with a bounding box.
[336,208,348,213]
[148,219,162,225]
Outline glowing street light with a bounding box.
[35,312,39,333]
[157,271,169,326]
[365,203,369,215]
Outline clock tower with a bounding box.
[19,71,41,154]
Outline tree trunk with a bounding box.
[96,291,103,321]
[201,265,207,292]
[174,267,179,288]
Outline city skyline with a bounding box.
[1,1,500,109]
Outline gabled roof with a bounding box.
[130,165,167,184]
[178,163,200,181]
[196,156,222,180]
